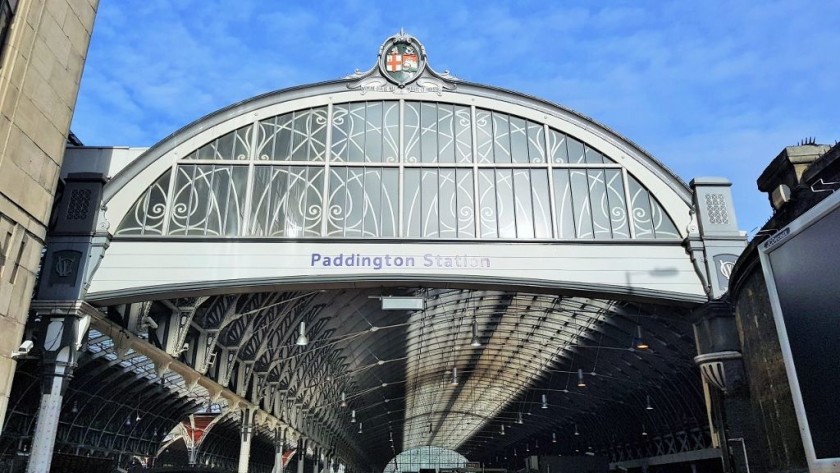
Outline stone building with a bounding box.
[0,0,98,431]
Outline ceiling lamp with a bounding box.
[541,394,548,409]
[517,411,524,425]
[634,326,649,350]
[500,424,505,435]
[577,369,586,387]
[350,409,356,423]
[296,321,309,346]
[358,422,363,434]
[574,424,580,436]
[646,395,654,410]
[642,424,648,436]
[340,392,347,408]
[470,320,482,347]
[552,432,557,443]
[451,368,459,386]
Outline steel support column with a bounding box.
[26,304,91,473]
[239,407,257,473]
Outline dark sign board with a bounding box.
[760,190,840,472]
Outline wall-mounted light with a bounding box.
[634,326,649,350]
[470,320,481,347]
[296,322,309,346]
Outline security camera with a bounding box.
[11,340,34,359]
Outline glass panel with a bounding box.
[439,169,457,238]
[569,169,593,238]
[404,102,421,163]
[475,109,493,163]
[327,167,347,236]
[116,169,172,235]
[604,169,629,239]
[363,168,381,237]
[381,168,399,237]
[548,129,568,163]
[567,136,586,163]
[347,103,366,163]
[168,165,197,235]
[527,122,545,164]
[383,102,400,163]
[492,112,512,164]
[456,168,475,238]
[477,169,497,238]
[530,169,552,238]
[303,166,325,236]
[421,169,439,237]
[628,174,654,239]
[509,116,529,164]
[364,102,383,163]
[588,169,612,239]
[331,104,350,162]
[454,105,472,163]
[344,167,365,236]
[249,166,273,236]
[513,169,534,238]
[420,102,438,163]
[205,166,229,236]
[584,144,605,164]
[403,168,422,237]
[495,169,516,238]
[437,104,456,164]
[651,196,680,238]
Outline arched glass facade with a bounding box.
[383,446,469,473]
[116,100,679,240]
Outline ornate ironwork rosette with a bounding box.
[379,34,426,86]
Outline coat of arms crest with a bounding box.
[380,34,425,86]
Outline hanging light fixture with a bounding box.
[350,409,356,423]
[646,395,654,411]
[450,367,459,386]
[125,416,132,428]
[642,424,648,436]
[71,402,79,414]
[340,392,347,408]
[358,422,363,434]
[517,411,524,425]
[634,326,649,350]
[470,320,481,347]
[135,412,141,422]
[428,422,433,433]
[525,444,530,453]
[552,432,557,443]
[574,424,580,436]
[500,424,505,435]
[577,369,586,387]
[296,321,309,346]
[541,394,548,409]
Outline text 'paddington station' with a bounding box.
[310,253,492,270]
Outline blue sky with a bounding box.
[71,0,840,234]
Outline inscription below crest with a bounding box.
[379,35,426,86]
